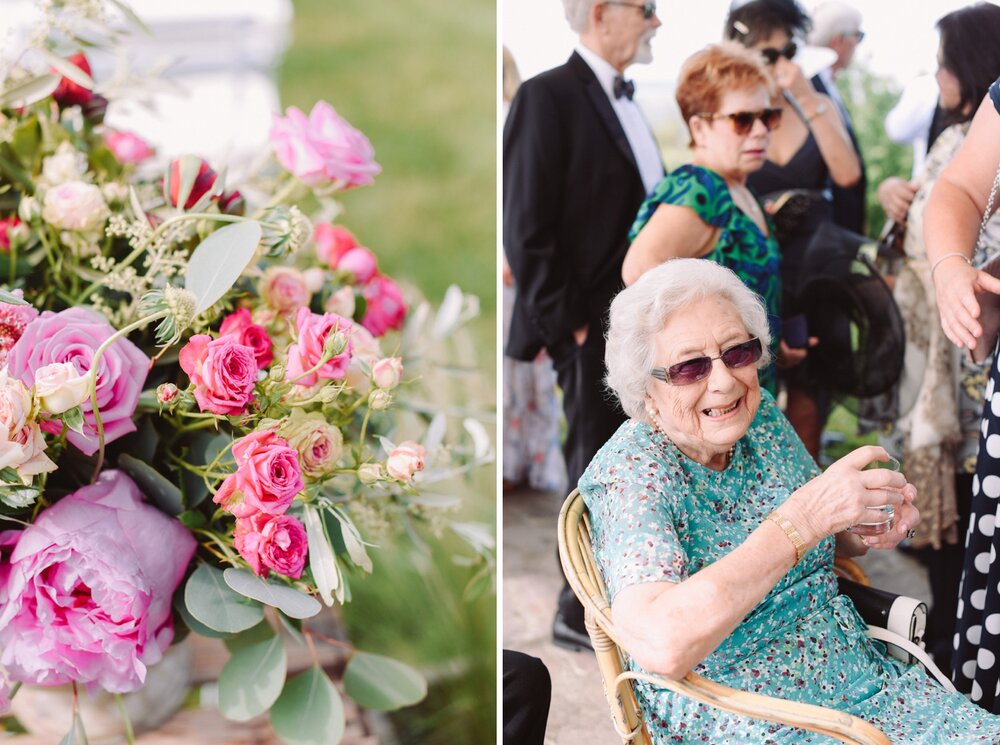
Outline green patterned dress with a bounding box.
[580,390,1000,743]
[630,164,781,394]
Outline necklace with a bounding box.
[646,405,736,467]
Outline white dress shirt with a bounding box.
[575,44,662,195]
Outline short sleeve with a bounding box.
[580,440,688,601]
[991,77,1000,115]
[628,165,732,242]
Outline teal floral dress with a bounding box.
[629,164,781,394]
[579,390,1000,743]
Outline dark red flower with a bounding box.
[51,52,94,109]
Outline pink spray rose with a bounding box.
[386,441,426,482]
[6,307,149,456]
[0,370,55,478]
[0,291,38,369]
[269,101,381,189]
[104,130,153,165]
[372,357,403,390]
[361,274,407,337]
[260,266,311,315]
[219,308,274,369]
[336,246,378,283]
[314,223,358,267]
[179,335,257,416]
[213,431,304,518]
[0,471,196,692]
[233,513,308,579]
[285,307,354,386]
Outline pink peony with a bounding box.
[314,223,358,267]
[285,307,354,386]
[0,471,196,692]
[269,101,380,189]
[6,308,149,456]
[104,130,153,165]
[361,275,406,337]
[233,513,308,579]
[0,291,38,369]
[213,431,304,518]
[260,267,310,315]
[219,308,273,369]
[336,246,378,283]
[179,335,257,416]
[51,52,93,109]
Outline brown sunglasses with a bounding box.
[698,108,783,136]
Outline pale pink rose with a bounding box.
[33,361,90,415]
[343,321,382,393]
[156,383,179,404]
[0,291,38,369]
[336,247,378,283]
[280,409,343,479]
[0,370,31,438]
[314,223,358,267]
[179,335,257,416]
[6,308,149,456]
[361,275,406,337]
[104,129,153,165]
[233,513,308,579]
[303,267,326,294]
[0,423,56,477]
[325,286,356,318]
[41,181,109,232]
[261,267,311,315]
[219,308,274,369]
[386,441,426,482]
[269,101,380,189]
[213,431,304,518]
[0,471,196,692]
[372,357,403,390]
[285,308,354,387]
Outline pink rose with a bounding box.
[233,513,308,579]
[0,371,54,478]
[372,357,403,390]
[213,431,304,518]
[51,52,93,108]
[314,223,358,267]
[386,441,426,482]
[261,267,310,315]
[104,130,153,165]
[325,286,356,318]
[179,335,257,416]
[285,308,354,386]
[165,157,219,210]
[219,308,274,369]
[336,247,378,283]
[361,275,406,337]
[269,101,381,189]
[0,292,38,371]
[6,308,149,456]
[0,471,196,692]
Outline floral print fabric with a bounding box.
[579,390,1000,743]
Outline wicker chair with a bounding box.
[556,489,892,745]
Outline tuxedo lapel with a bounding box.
[569,53,640,174]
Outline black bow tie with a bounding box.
[613,75,635,101]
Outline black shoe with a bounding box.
[552,610,593,652]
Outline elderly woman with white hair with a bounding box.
[579,258,1000,742]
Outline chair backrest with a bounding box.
[557,490,893,745]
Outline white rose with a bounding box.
[34,362,91,415]
[41,141,88,185]
[372,357,403,390]
[386,441,426,482]
[42,181,109,232]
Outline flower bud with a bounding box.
[17,196,40,223]
[368,388,391,410]
[358,463,382,485]
[320,386,340,404]
[268,364,286,382]
[336,247,378,283]
[165,156,219,210]
[157,383,179,404]
[279,409,344,479]
[34,362,91,415]
[372,357,403,390]
[386,441,426,482]
[323,330,349,358]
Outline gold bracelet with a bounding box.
[766,512,807,565]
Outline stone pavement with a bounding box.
[502,485,932,745]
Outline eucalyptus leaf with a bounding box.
[184,564,263,634]
[117,454,183,515]
[223,568,321,619]
[173,593,229,639]
[270,666,345,745]
[304,505,340,607]
[276,611,306,646]
[0,74,59,109]
[334,511,372,574]
[37,49,95,90]
[185,221,262,313]
[218,633,286,722]
[344,652,427,711]
[224,620,276,653]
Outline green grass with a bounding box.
[278,2,497,742]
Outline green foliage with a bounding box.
[270,666,346,745]
[218,625,287,722]
[184,564,264,633]
[185,221,263,313]
[838,66,914,237]
[344,652,427,711]
[222,568,322,619]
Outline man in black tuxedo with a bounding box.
[503,0,664,649]
[809,1,867,234]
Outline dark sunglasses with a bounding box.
[650,337,763,386]
[603,1,657,19]
[759,41,797,65]
[698,108,783,135]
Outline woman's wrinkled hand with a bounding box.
[877,177,918,223]
[933,257,1000,350]
[779,446,909,545]
[860,483,920,550]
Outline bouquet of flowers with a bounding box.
[0,2,493,742]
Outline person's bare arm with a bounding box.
[622,203,718,286]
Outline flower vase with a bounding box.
[9,640,192,743]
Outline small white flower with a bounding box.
[34,362,91,415]
[41,181,109,232]
[41,142,88,185]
